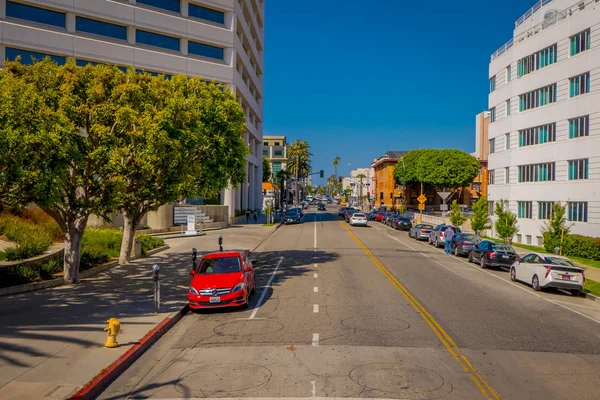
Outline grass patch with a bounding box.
[0,213,58,260]
[584,279,600,298]
[0,251,6,261]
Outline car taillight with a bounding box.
[461,242,468,246]
[544,265,552,278]
[487,251,496,259]
[420,230,427,234]
[439,232,444,237]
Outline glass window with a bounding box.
[198,256,241,274]
[506,99,511,116]
[519,84,556,111]
[490,107,496,123]
[489,138,495,154]
[568,159,589,180]
[488,169,495,185]
[188,41,224,60]
[505,133,510,149]
[505,167,510,184]
[569,72,590,97]
[568,202,588,222]
[517,44,557,77]
[5,47,65,65]
[506,65,511,82]
[569,115,590,138]
[518,162,555,183]
[189,3,225,24]
[538,202,554,220]
[76,17,127,40]
[518,201,532,218]
[490,76,496,92]
[136,30,180,51]
[518,123,556,147]
[6,1,65,28]
[135,69,172,79]
[136,0,180,13]
[570,29,590,56]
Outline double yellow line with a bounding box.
[339,221,500,400]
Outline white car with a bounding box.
[510,253,585,296]
[350,213,368,227]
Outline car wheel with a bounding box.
[480,257,486,269]
[570,289,581,297]
[454,246,459,257]
[468,251,474,263]
[532,275,541,291]
[510,267,516,281]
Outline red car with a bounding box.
[375,212,385,222]
[188,250,256,310]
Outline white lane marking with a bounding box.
[381,226,600,325]
[249,257,283,319]
[314,286,318,293]
[312,333,319,346]
[314,263,318,268]
[314,213,318,251]
[313,304,319,313]
[311,380,316,397]
[314,273,318,279]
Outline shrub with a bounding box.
[563,235,600,261]
[138,234,164,254]
[80,244,110,271]
[40,258,62,279]
[0,213,55,260]
[0,265,40,288]
[81,228,123,259]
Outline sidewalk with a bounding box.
[0,224,278,400]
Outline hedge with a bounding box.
[0,214,56,260]
[562,234,600,261]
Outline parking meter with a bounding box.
[218,235,223,252]
[192,248,197,269]
[152,264,160,312]
[152,264,160,281]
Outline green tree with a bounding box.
[343,188,352,203]
[542,202,570,254]
[262,156,271,182]
[449,200,466,227]
[275,169,290,208]
[0,59,125,283]
[307,185,316,196]
[494,200,519,244]
[326,174,337,196]
[470,197,491,236]
[287,140,312,203]
[111,74,247,264]
[333,156,340,193]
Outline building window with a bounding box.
[272,162,282,174]
[489,138,495,154]
[505,167,510,184]
[518,123,556,147]
[6,1,65,28]
[488,170,495,185]
[189,3,225,24]
[518,202,532,219]
[5,47,66,65]
[506,99,511,116]
[569,72,590,97]
[570,29,590,56]
[262,149,269,157]
[136,0,180,13]
[506,65,511,82]
[538,201,554,220]
[76,17,127,41]
[273,149,283,157]
[518,162,556,183]
[517,44,557,77]
[274,142,280,146]
[568,202,588,222]
[519,84,557,111]
[488,201,494,215]
[264,142,269,146]
[136,30,180,51]
[188,41,224,60]
[505,133,510,150]
[569,115,590,138]
[490,76,496,93]
[490,107,496,123]
[568,159,589,180]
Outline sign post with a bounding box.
[185,215,197,235]
[417,194,427,225]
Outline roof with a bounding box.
[203,250,249,259]
[371,151,408,168]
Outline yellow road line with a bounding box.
[339,221,500,400]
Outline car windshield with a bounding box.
[419,224,434,229]
[491,244,514,252]
[198,256,241,274]
[461,234,479,241]
[285,211,299,217]
[354,213,365,217]
[544,257,577,267]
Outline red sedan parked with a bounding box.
[375,212,385,222]
[188,250,256,310]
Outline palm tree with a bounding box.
[287,140,312,204]
[356,173,366,209]
[333,157,340,195]
[275,169,290,208]
[327,174,337,197]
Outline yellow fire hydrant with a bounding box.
[104,318,121,348]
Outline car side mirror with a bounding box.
[245,265,253,272]
[189,270,196,276]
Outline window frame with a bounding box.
[135,29,180,52]
[5,47,66,65]
[538,201,554,220]
[135,0,181,14]
[188,3,225,25]
[568,202,588,222]
[5,0,66,28]
[568,159,589,180]
[188,40,225,61]
[75,16,127,41]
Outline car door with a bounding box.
[243,253,255,290]
[517,254,536,282]
[473,241,488,262]
[514,254,530,281]
[528,255,545,284]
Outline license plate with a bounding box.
[561,275,571,280]
[502,255,509,259]
[209,296,221,303]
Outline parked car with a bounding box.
[409,224,434,240]
[383,212,395,225]
[375,212,385,222]
[350,212,368,227]
[188,250,256,310]
[468,241,519,269]
[283,210,302,224]
[428,225,462,247]
[317,203,326,211]
[451,233,482,257]
[338,207,348,216]
[510,253,585,296]
[393,217,412,231]
[345,209,359,223]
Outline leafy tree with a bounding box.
[333,156,340,193]
[343,188,352,202]
[307,185,316,196]
[287,140,311,203]
[0,59,125,283]
[262,156,271,182]
[494,200,519,244]
[111,74,247,264]
[542,202,570,254]
[449,200,466,227]
[470,197,491,236]
[275,169,290,208]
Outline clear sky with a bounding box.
[263,0,535,186]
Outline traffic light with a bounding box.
[319,170,324,178]
[339,176,343,183]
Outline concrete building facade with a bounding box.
[263,135,288,176]
[0,0,264,222]
[488,0,600,243]
[471,111,491,200]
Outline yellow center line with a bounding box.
[339,221,500,400]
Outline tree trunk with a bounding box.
[119,210,143,265]
[63,216,88,284]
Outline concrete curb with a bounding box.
[582,291,600,302]
[0,245,170,297]
[70,305,189,400]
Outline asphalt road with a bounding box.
[99,206,600,400]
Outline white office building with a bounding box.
[0,0,264,221]
[487,0,600,244]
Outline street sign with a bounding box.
[417,194,427,203]
[440,204,449,211]
[418,203,425,211]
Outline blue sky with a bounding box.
[263,0,535,185]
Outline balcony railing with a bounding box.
[515,0,553,28]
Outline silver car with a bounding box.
[409,224,434,240]
[429,225,462,247]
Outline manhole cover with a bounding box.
[175,363,272,397]
[213,320,284,336]
[349,363,452,399]
[342,316,410,332]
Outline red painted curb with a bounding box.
[70,305,188,400]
